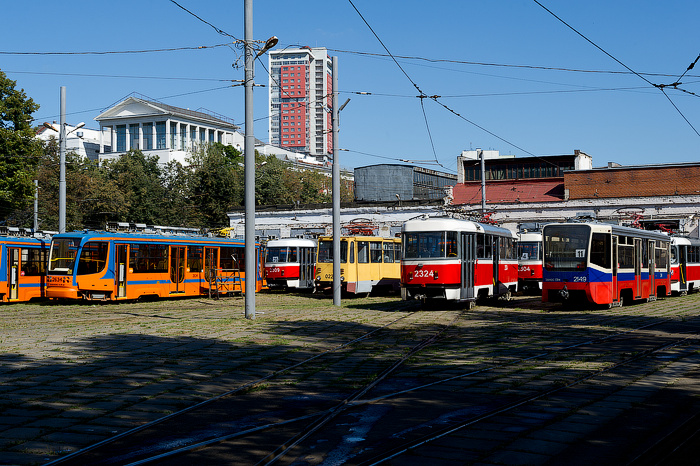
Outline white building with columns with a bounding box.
[94,95,241,165]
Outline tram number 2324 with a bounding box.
[413,269,435,278]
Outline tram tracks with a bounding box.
[49,303,700,465]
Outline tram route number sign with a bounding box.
[576,249,586,258]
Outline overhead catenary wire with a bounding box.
[532,0,700,138]
[347,0,539,164]
[0,44,233,56]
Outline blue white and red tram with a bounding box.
[400,217,518,306]
[670,236,700,295]
[542,222,671,307]
[0,233,50,303]
[264,238,316,290]
[45,230,263,301]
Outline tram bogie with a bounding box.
[401,217,518,305]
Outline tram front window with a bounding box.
[403,231,458,259]
[48,238,80,275]
[670,246,678,265]
[518,242,540,261]
[267,247,291,263]
[317,240,348,263]
[543,225,590,271]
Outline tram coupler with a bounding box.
[559,285,570,301]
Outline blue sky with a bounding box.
[3,0,699,174]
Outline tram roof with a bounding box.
[52,231,250,246]
[402,217,516,238]
[670,236,700,246]
[544,222,670,241]
[0,235,50,245]
[266,238,317,248]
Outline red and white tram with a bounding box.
[542,222,671,307]
[401,217,518,306]
[264,238,317,290]
[670,236,700,295]
[517,224,543,293]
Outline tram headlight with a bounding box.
[433,271,439,280]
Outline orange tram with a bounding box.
[0,233,50,303]
[46,230,262,301]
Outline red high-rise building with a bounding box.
[269,47,333,162]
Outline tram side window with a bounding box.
[130,244,168,274]
[500,238,511,260]
[655,243,668,269]
[477,234,493,259]
[590,233,611,269]
[21,248,47,276]
[642,239,648,266]
[358,241,369,263]
[691,246,700,263]
[476,234,485,258]
[188,246,203,272]
[77,241,108,275]
[446,231,458,257]
[619,245,634,269]
[370,242,382,263]
[220,247,238,271]
[383,242,394,263]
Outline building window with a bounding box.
[143,123,153,150]
[170,122,178,149]
[129,124,139,150]
[156,121,166,149]
[190,126,197,149]
[181,124,187,149]
[116,125,126,152]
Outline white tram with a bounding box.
[264,238,317,290]
[401,217,518,306]
[670,236,700,295]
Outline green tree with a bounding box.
[36,139,128,231]
[102,150,168,225]
[0,71,42,223]
[187,143,243,228]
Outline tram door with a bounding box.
[612,237,619,303]
[299,247,314,289]
[169,246,186,294]
[634,238,643,298]
[648,240,656,297]
[460,233,475,300]
[205,247,219,289]
[680,245,688,292]
[116,244,128,298]
[8,248,19,300]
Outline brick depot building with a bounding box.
[452,150,700,237]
